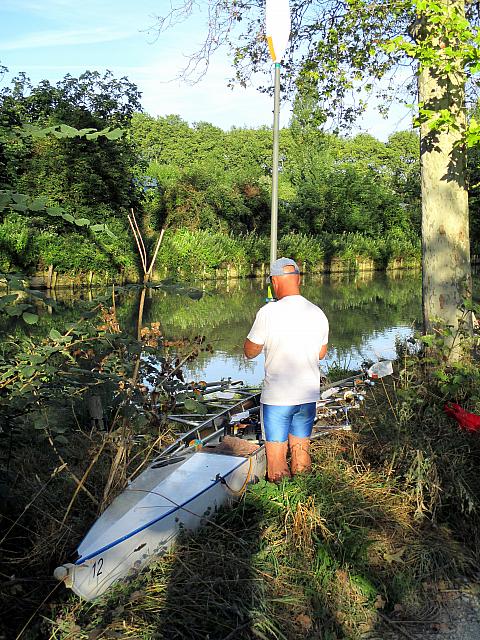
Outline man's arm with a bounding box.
[319,344,328,360]
[244,339,263,359]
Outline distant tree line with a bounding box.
[1,69,477,277]
[133,112,421,240]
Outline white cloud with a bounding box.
[0,27,131,51]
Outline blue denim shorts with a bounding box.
[261,402,316,442]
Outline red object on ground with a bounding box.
[444,403,480,433]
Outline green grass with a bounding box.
[46,408,477,639]
[6,348,480,640]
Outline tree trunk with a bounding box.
[418,0,472,359]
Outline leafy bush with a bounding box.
[240,232,270,264]
[155,229,420,277]
[0,215,419,279]
[0,214,33,270]
[158,229,248,275]
[38,225,135,275]
[34,231,111,272]
[279,232,325,267]
[0,205,138,275]
[89,210,138,272]
[382,228,421,266]
[322,230,420,269]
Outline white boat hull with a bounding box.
[55,447,266,601]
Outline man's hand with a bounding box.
[244,339,263,359]
[319,344,328,360]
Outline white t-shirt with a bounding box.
[247,295,329,405]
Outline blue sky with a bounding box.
[0,0,410,138]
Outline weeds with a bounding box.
[5,311,480,639]
[46,420,476,640]
[155,229,421,278]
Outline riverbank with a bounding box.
[21,258,420,290]
[3,346,480,640]
[1,228,423,288]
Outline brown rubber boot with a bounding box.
[288,435,312,476]
[264,440,290,483]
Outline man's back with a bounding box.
[244,257,329,482]
[247,294,328,405]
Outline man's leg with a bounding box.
[261,404,294,482]
[289,403,316,475]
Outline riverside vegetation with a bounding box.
[1,276,480,639]
[47,323,480,640]
[2,68,480,639]
[0,70,428,280]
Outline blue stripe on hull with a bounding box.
[75,455,248,565]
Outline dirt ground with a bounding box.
[364,579,480,640]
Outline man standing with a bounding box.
[244,257,329,482]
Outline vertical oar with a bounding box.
[265,0,291,271]
[270,61,281,264]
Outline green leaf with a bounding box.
[22,312,39,325]
[62,213,75,223]
[29,197,48,212]
[21,365,36,378]
[49,329,63,342]
[0,294,19,307]
[46,206,64,217]
[11,203,27,212]
[74,218,91,227]
[50,424,66,434]
[12,193,27,205]
[27,289,45,299]
[59,124,80,138]
[76,127,96,136]
[0,191,12,211]
[90,224,105,232]
[42,346,59,355]
[104,128,124,140]
[184,398,207,414]
[8,276,24,289]
[86,129,103,140]
[5,305,27,317]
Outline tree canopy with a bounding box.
[0,71,143,274]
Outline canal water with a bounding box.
[23,270,424,387]
[137,270,423,385]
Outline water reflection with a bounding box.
[140,271,422,385]
[8,271,423,387]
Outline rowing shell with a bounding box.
[53,367,379,602]
[54,392,265,601]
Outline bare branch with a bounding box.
[128,210,147,275]
[145,1,479,126]
[148,0,264,84]
[146,227,166,277]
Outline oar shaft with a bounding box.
[270,62,281,265]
